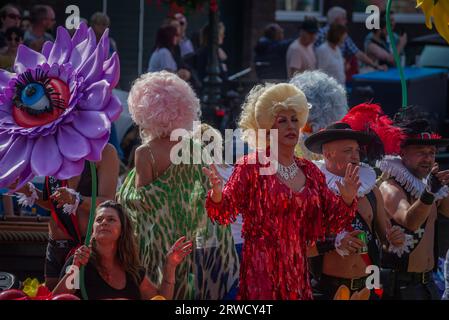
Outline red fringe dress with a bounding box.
[206,154,357,300]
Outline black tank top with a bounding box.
[62,256,145,300]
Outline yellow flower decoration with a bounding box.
[417,0,449,43]
[22,278,41,298]
[150,295,167,300]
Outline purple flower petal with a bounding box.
[72,111,110,139]
[0,70,13,88]
[0,135,33,188]
[48,27,72,66]
[41,41,54,59]
[0,101,12,124]
[57,124,91,161]
[76,41,105,86]
[78,80,111,111]
[14,45,46,74]
[13,165,34,192]
[69,29,96,71]
[0,131,13,158]
[71,22,88,48]
[55,157,85,180]
[85,134,109,162]
[99,29,110,59]
[31,135,63,176]
[48,63,60,78]
[102,94,122,122]
[103,53,120,88]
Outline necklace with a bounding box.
[278,161,299,180]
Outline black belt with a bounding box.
[321,273,369,291]
[394,270,433,285]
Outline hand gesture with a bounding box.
[337,230,364,255]
[336,163,361,206]
[51,187,76,208]
[202,164,223,203]
[73,245,91,267]
[166,236,193,268]
[386,225,405,247]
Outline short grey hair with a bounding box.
[327,6,346,24]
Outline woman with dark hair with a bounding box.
[148,24,190,81]
[194,22,227,82]
[0,4,21,52]
[0,26,23,71]
[53,201,192,300]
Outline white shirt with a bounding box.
[286,39,317,77]
[316,42,346,85]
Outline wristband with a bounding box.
[420,190,435,205]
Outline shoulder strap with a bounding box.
[146,144,158,180]
[365,190,377,231]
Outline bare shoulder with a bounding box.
[379,179,407,203]
[98,143,119,165]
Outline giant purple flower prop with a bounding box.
[0,23,121,189]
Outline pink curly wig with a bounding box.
[128,71,201,141]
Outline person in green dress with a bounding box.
[117,71,239,299]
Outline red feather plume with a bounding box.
[341,103,405,155]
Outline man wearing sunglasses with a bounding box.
[24,4,55,52]
[0,4,21,53]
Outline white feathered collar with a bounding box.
[313,160,377,198]
[377,155,449,200]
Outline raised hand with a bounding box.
[386,225,406,247]
[202,164,223,203]
[337,230,364,255]
[166,236,193,268]
[51,187,76,208]
[335,163,361,206]
[73,245,91,267]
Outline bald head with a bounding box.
[323,139,360,176]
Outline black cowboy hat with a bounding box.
[304,122,373,154]
[402,135,449,147]
[397,118,449,147]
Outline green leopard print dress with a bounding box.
[117,161,239,300]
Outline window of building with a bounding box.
[276,0,424,23]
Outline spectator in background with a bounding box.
[363,10,407,71]
[90,12,118,57]
[316,23,347,85]
[315,6,385,81]
[20,14,31,33]
[0,27,24,72]
[194,22,228,82]
[286,17,318,78]
[174,13,194,57]
[148,24,191,81]
[254,23,292,80]
[0,4,21,53]
[24,5,55,52]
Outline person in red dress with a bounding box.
[203,83,361,300]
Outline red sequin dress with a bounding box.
[206,154,357,300]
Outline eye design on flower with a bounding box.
[12,69,70,128]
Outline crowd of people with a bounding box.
[256,6,408,85]
[1,3,449,302]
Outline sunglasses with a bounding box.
[7,13,21,20]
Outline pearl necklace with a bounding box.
[278,161,299,180]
